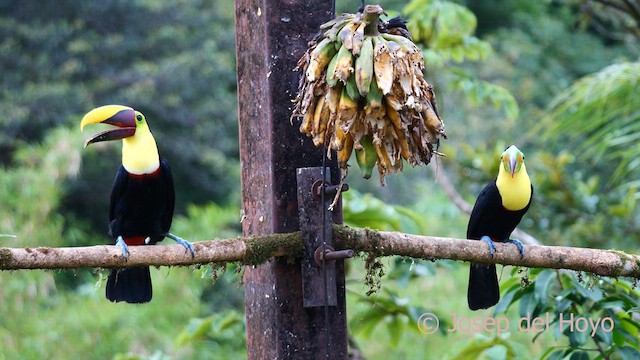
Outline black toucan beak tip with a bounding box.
[84,127,137,147]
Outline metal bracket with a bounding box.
[297,167,352,307]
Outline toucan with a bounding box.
[81,105,194,303]
[467,145,532,310]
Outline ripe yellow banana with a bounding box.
[326,83,341,115]
[338,87,358,132]
[337,132,354,169]
[373,36,394,95]
[312,95,329,146]
[331,123,346,151]
[299,96,317,134]
[385,98,402,130]
[306,38,337,82]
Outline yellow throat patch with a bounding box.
[122,124,160,175]
[496,162,531,211]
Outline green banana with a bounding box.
[338,21,358,51]
[345,74,360,103]
[320,13,354,30]
[355,134,377,179]
[325,51,340,87]
[366,77,384,110]
[355,36,374,97]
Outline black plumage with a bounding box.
[467,181,532,310]
[106,159,174,303]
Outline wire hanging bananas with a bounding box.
[292,4,446,185]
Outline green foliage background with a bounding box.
[0,0,638,359]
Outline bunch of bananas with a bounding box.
[292,5,446,184]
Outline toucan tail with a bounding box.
[468,263,499,310]
[106,266,152,303]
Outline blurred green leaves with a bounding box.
[343,189,428,234]
[175,310,245,351]
[544,62,640,191]
[403,0,517,123]
[0,127,82,247]
[497,269,640,359]
[0,0,240,217]
[0,2,244,359]
[405,0,487,62]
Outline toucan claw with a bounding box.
[506,238,525,259]
[115,236,130,260]
[480,235,497,256]
[164,232,195,258]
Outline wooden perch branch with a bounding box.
[0,232,302,270]
[333,227,640,278]
[1,225,639,278]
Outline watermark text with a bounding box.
[417,312,614,336]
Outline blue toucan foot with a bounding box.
[115,236,130,259]
[506,238,525,259]
[480,235,497,256]
[164,232,195,257]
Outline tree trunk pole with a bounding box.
[235,0,348,358]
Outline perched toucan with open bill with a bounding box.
[81,105,194,303]
[467,145,532,310]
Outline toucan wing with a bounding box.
[466,180,501,240]
[109,165,129,237]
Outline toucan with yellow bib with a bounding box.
[467,145,532,310]
[81,105,194,304]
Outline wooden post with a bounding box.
[235,0,348,358]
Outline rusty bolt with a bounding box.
[314,245,354,267]
[311,180,349,199]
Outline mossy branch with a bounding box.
[1,225,639,279]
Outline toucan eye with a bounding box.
[136,114,143,122]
